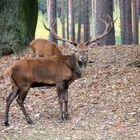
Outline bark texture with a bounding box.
[84,0,90,42]
[48,0,57,44]
[0,0,38,55]
[120,0,133,44]
[95,0,115,45]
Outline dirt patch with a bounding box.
[0,45,140,140]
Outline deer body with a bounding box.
[4,43,88,126]
[8,55,85,86]
[30,39,62,57]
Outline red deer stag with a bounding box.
[4,16,114,126]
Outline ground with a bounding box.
[0,45,140,140]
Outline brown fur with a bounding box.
[4,43,88,126]
[30,39,62,57]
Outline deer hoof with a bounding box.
[4,121,10,127]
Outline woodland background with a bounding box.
[0,0,140,55]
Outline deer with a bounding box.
[29,20,63,57]
[4,15,114,126]
[30,39,62,57]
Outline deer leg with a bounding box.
[4,89,19,126]
[57,84,65,122]
[57,91,65,122]
[16,89,33,124]
[64,88,69,120]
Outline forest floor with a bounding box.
[0,45,140,140]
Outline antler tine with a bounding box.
[43,18,56,32]
[51,18,56,27]
[43,19,78,46]
[50,23,78,45]
[84,35,93,46]
[43,22,50,32]
[85,15,115,46]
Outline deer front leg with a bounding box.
[57,92,65,122]
[64,88,69,120]
[57,83,65,122]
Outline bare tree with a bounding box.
[132,0,139,44]
[61,0,65,45]
[77,0,82,43]
[48,0,57,43]
[69,0,75,42]
[66,0,69,40]
[95,0,115,45]
[120,0,133,44]
[84,0,90,42]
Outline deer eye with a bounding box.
[75,49,79,53]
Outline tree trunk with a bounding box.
[84,0,90,42]
[48,0,57,44]
[46,0,50,21]
[77,0,82,43]
[95,0,115,45]
[0,0,38,55]
[132,0,139,44]
[91,0,96,38]
[66,0,69,40]
[69,0,75,42]
[61,0,65,45]
[120,0,133,44]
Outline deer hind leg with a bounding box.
[4,89,19,126]
[16,87,33,125]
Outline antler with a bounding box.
[43,19,78,46]
[85,15,116,46]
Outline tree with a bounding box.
[69,0,75,42]
[48,0,57,43]
[0,0,38,55]
[66,0,69,40]
[120,0,133,44]
[61,0,65,45]
[84,0,90,42]
[132,0,139,44]
[77,0,82,43]
[95,0,115,45]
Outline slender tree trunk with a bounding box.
[84,0,90,42]
[61,0,65,45]
[66,0,69,40]
[77,0,82,43]
[46,0,50,21]
[48,0,57,43]
[0,0,38,55]
[91,0,96,38]
[95,0,115,45]
[120,0,133,44]
[132,0,139,44]
[69,0,75,42]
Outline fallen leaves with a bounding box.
[0,45,140,139]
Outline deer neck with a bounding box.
[66,54,87,78]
